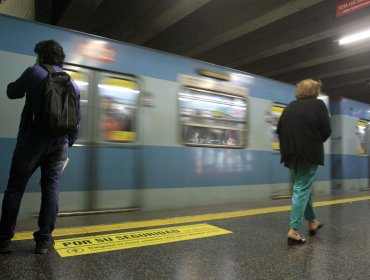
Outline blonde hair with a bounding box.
[295,79,322,99]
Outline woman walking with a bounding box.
[277,79,331,245]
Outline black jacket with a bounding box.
[276,98,331,166]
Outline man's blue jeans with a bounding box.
[0,139,68,241]
[290,164,318,230]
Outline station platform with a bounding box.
[1,192,370,280]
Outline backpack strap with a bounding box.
[41,64,56,74]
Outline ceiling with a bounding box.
[34,0,370,103]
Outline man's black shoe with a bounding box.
[35,238,54,254]
[0,239,11,254]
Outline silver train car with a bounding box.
[0,14,367,218]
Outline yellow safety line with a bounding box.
[13,195,370,241]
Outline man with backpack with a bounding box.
[0,40,80,254]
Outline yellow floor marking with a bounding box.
[313,196,370,206]
[55,223,231,257]
[13,195,370,241]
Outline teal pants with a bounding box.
[290,164,318,230]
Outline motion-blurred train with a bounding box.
[1,14,370,217]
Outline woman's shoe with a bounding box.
[309,223,323,236]
[287,235,306,245]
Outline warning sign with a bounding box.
[54,223,232,257]
[336,0,370,17]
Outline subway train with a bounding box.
[0,14,369,218]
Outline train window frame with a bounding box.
[97,75,140,143]
[178,85,248,149]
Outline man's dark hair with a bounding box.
[34,40,65,66]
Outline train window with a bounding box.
[179,88,247,148]
[98,77,139,142]
[64,69,89,140]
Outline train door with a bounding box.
[268,102,292,199]
[90,73,140,211]
[64,66,140,213]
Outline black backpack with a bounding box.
[33,65,79,136]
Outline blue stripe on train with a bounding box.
[330,99,370,119]
[142,146,330,188]
[1,137,334,192]
[331,154,368,180]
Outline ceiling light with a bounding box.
[338,29,370,45]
